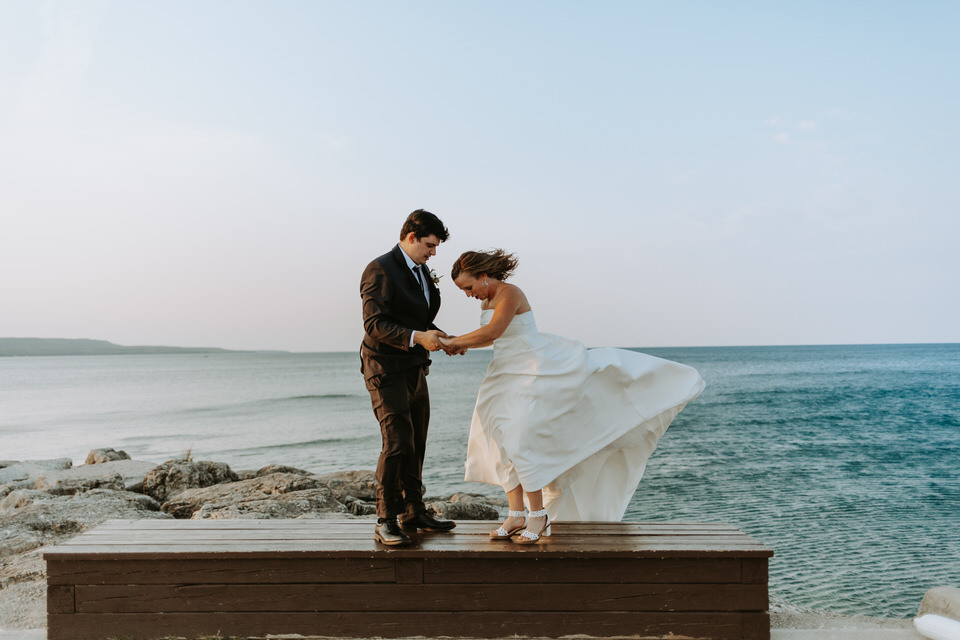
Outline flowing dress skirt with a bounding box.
[464,310,704,521]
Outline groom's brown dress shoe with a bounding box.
[374,519,412,546]
[399,512,456,532]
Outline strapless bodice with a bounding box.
[480,308,538,339]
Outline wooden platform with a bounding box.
[44,518,773,640]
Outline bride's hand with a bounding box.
[439,336,466,356]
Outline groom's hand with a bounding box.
[439,336,467,356]
[414,329,446,352]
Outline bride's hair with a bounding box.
[451,250,519,282]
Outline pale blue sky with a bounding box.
[1,1,957,351]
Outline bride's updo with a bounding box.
[452,250,519,282]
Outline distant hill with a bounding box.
[0,338,233,357]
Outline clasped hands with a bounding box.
[415,330,466,356]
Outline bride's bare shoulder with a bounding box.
[502,283,532,313]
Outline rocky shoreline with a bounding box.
[0,448,504,631]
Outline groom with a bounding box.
[360,209,457,546]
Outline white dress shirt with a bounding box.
[398,244,430,347]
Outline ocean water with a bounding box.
[1,344,957,618]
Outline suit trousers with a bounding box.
[366,365,429,520]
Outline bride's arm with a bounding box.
[442,288,523,350]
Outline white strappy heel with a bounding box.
[490,510,527,539]
[513,508,551,544]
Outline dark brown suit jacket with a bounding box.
[360,245,442,382]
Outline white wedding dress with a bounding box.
[464,309,705,521]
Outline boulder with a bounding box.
[85,448,131,464]
[0,458,73,494]
[313,469,377,502]
[340,496,377,516]
[919,586,960,621]
[35,460,157,494]
[161,472,334,519]
[426,492,502,520]
[0,459,73,483]
[254,464,313,477]
[141,459,239,502]
[191,489,349,519]
[0,488,168,556]
[35,473,125,496]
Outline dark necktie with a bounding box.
[413,265,428,299]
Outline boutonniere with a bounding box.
[429,268,441,284]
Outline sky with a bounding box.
[1,1,957,352]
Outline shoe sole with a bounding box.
[399,523,457,532]
[374,532,412,546]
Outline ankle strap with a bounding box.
[528,508,548,518]
[507,510,526,518]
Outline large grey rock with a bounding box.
[313,469,377,502]
[141,459,239,502]
[161,472,343,519]
[85,448,131,464]
[426,492,501,520]
[340,495,377,516]
[191,489,350,520]
[35,460,157,494]
[0,459,73,493]
[35,473,125,496]
[237,464,314,480]
[0,459,73,483]
[0,488,168,556]
[254,464,313,477]
[919,586,960,621]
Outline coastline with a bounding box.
[0,451,931,639]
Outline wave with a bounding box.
[220,434,376,454]
[170,394,364,416]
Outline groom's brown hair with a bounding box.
[400,209,449,242]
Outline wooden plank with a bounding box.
[70,524,753,536]
[49,531,770,550]
[46,584,74,614]
[424,556,744,584]
[46,557,396,585]
[89,518,740,528]
[743,612,772,640]
[395,558,423,584]
[53,537,769,553]
[73,528,752,542]
[74,583,768,613]
[82,523,745,537]
[64,529,756,545]
[44,544,773,561]
[47,610,751,640]
[742,558,769,584]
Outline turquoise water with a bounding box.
[1,343,957,617]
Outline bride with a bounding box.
[439,250,705,544]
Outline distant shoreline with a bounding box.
[0,337,288,357]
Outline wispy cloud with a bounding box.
[765,116,825,150]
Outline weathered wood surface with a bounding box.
[45,518,773,640]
